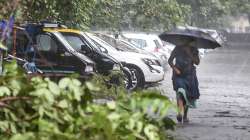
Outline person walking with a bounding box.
[168,43,200,123]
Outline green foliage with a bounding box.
[2,0,249,30]
[0,61,175,140]
[91,0,190,31]
[17,0,95,29]
[176,0,250,28]
[0,0,189,31]
[0,0,12,19]
[1,0,250,31]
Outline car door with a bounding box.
[36,33,88,75]
[35,33,60,74]
[57,44,88,75]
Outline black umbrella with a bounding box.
[159,28,222,49]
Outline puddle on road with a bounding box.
[213,111,249,118]
[216,111,230,114]
[233,125,248,130]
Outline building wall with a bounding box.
[231,14,250,33]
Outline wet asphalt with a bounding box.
[158,42,250,140]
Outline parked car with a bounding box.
[87,33,165,89]
[54,28,133,89]
[95,33,157,58]
[4,23,95,80]
[4,23,132,89]
[162,40,175,53]
[122,33,169,71]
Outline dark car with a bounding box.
[4,24,95,81]
[4,23,132,89]
[56,29,132,89]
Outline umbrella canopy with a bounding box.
[159,28,222,49]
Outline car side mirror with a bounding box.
[100,47,108,53]
[81,44,92,54]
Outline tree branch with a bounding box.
[0,102,12,109]
[0,96,31,103]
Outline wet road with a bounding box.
[159,42,250,140]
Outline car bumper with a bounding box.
[143,65,165,83]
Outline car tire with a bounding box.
[122,68,133,90]
[127,65,144,89]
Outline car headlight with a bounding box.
[112,64,121,71]
[85,65,94,73]
[142,58,158,66]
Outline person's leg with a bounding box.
[176,95,184,122]
[177,98,184,115]
[176,88,188,123]
[183,106,189,123]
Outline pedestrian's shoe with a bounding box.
[176,114,182,123]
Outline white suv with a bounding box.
[122,33,171,70]
[87,33,165,89]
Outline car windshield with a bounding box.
[61,32,101,52]
[121,40,141,51]
[128,38,147,49]
[96,34,139,52]
[87,33,118,53]
[63,34,83,51]
[53,32,77,52]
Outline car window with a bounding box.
[96,35,139,52]
[36,34,58,53]
[114,40,138,52]
[119,40,140,53]
[63,34,86,51]
[88,34,117,53]
[129,38,146,49]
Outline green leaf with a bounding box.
[0,42,7,51]
[144,124,160,140]
[10,133,35,140]
[85,82,100,91]
[58,78,71,89]
[72,79,81,86]
[0,86,11,96]
[107,101,116,110]
[48,81,60,96]
[0,121,9,131]
[9,80,22,96]
[31,88,54,104]
[10,122,17,133]
[58,100,68,109]
[107,112,120,121]
[38,119,60,133]
[38,106,44,117]
[73,87,81,101]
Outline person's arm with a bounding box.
[168,48,176,68]
[168,47,181,75]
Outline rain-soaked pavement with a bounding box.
[158,41,250,140]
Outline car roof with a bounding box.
[123,33,158,40]
[43,28,82,34]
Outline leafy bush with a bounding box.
[0,61,175,140]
